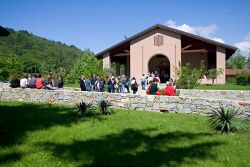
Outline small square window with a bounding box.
[154,35,163,46]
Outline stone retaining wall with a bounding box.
[0,87,249,117]
[1,83,250,101]
[178,89,250,101]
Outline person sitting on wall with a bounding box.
[29,74,37,88]
[36,74,45,89]
[57,76,64,88]
[10,75,20,88]
[164,81,176,96]
[20,75,29,88]
[169,78,176,91]
[45,75,58,90]
[146,78,159,95]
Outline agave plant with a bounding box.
[209,107,247,133]
[98,100,112,115]
[76,101,92,117]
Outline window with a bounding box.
[154,35,163,46]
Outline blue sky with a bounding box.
[1,0,250,55]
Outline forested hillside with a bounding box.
[0,27,106,82]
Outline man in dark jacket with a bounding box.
[90,74,96,91]
[80,76,86,91]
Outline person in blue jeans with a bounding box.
[140,74,146,90]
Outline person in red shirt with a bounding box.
[36,74,45,89]
[164,81,176,96]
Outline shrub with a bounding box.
[176,61,205,89]
[76,101,92,117]
[226,77,236,84]
[236,72,250,86]
[209,107,248,133]
[206,68,224,85]
[98,100,112,115]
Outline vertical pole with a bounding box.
[142,46,144,75]
[175,44,177,80]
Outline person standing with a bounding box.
[91,74,96,91]
[131,77,138,94]
[120,74,126,93]
[80,76,86,91]
[85,77,91,91]
[125,76,130,93]
[140,74,146,90]
[99,77,105,92]
[107,76,113,93]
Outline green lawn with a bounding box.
[0,102,249,167]
[194,83,250,90]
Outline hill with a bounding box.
[0,26,83,80]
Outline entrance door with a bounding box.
[148,54,170,83]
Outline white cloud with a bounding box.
[234,33,250,56]
[211,37,225,43]
[165,19,225,43]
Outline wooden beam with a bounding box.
[181,49,208,53]
[124,49,130,53]
[113,53,129,57]
[181,44,193,51]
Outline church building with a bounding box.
[96,24,237,84]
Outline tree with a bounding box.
[66,49,108,83]
[226,50,246,69]
[0,52,23,80]
[206,68,224,85]
[247,54,250,68]
[176,61,205,89]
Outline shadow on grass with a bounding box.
[0,102,104,147]
[0,152,22,164]
[39,129,223,167]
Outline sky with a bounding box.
[1,0,250,55]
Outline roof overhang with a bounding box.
[96,24,237,58]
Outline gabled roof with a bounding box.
[96,24,237,57]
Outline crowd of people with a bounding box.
[9,71,176,96]
[10,74,64,90]
[79,74,139,94]
[80,72,176,96]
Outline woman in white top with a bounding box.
[20,76,28,88]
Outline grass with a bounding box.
[0,102,249,167]
[64,83,79,88]
[194,83,250,90]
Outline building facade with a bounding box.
[96,24,237,84]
